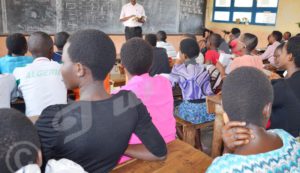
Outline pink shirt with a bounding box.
[113,73,176,163]
[260,41,281,65]
[230,55,264,72]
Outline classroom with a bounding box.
[0,0,300,172]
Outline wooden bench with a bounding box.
[206,94,224,158]
[176,117,214,150]
[112,139,213,173]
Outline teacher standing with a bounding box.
[120,0,146,40]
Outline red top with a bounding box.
[205,50,220,65]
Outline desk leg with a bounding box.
[182,126,196,147]
[211,113,223,158]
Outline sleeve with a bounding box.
[120,6,125,19]
[141,6,146,20]
[35,105,66,167]
[133,100,167,157]
[260,45,272,60]
[168,64,186,87]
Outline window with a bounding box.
[212,0,279,25]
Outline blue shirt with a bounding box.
[206,129,300,173]
[52,52,62,63]
[0,55,33,74]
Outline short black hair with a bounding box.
[208,33,222,48]
[157,31,167,42]
[286,36,300,67]
[145,34,157,47]
[182,33,197,40]
[284,32,292,38]
[6,33,28,56]
[180,38,200,58]
[271,31,283,42]
[0,108,41,172]
[231,28,241,38]
[202,28,213,37]
[121,38,153,75]
[54,32,70,50]
[296,33,300,37]
[28,31,53,58]
[67,29,116,81]
[222,67,273,127]
[242,33,258,52]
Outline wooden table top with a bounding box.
[112,139,213,173]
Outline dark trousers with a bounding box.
[125,26,142,40]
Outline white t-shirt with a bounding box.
[120,3,146,27]
[156,41,177,59]
[0,74,16,108]
[13,57,67,116]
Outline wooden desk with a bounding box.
[112,139,213,173]
[110,74,126,87]
[206,94,224,158]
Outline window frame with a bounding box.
[212,0,279,26]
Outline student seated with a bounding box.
[260,31,282,65]
[169,38,214,124]
[156,30,177,59]
[269,37,300,137]
[0,33,33,74]
[13,32,67,117]
[206,67,300,172]
[113,38,176,163]
[35,30,167,173]
[228,28,241,55]
[145,34,171,76]
[0,74,16,108]
[283,31,291,42]
[52,31,69,63]
[0,108,86,173]
[229,33,263,72]
[204,33,222,65]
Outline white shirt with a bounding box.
[0,74,16,108]
[13,57,67,116]
[156,41,177,59]
[120,3,146,27]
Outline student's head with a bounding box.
[202,29,213,39]
[236,33,258,55]
[180,38,200,59]
[145,34,157,47]
[157,31,167,42]
[206,33,222,50]
[54,32,70,50]
[61,29,116,90]
[121,38,153,76]
[281,36,300,69]
[6,33,28,56]
[28,31,53,59]
[222,67,273,127]
[229,28,241,40]
[274,43,286,68]
[130,0,136,5]
[283,32,291,41]
[269,31,283,43]
[296,33,300,37]
[0,108,42,172]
